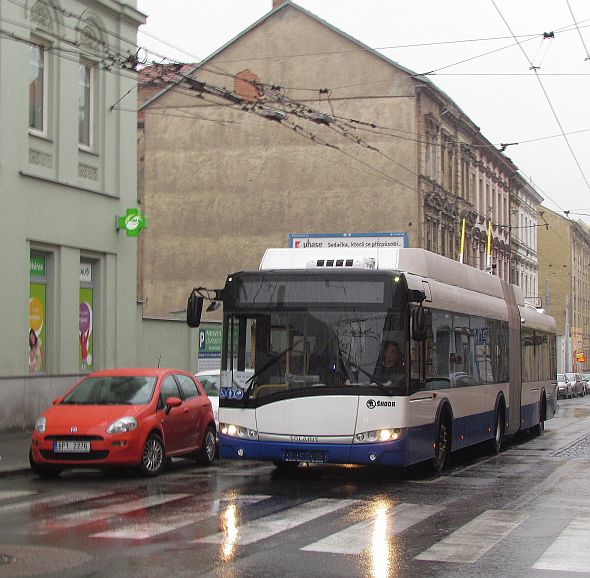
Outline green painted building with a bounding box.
[0,0,145,429]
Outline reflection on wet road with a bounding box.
[1,396,590,577]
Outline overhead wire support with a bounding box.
[490,0,590,192]
[566,0,590,62]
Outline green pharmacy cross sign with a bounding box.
[117,208,147,237]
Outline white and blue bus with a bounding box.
[187,248,557,472]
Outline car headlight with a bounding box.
[35,416,46,433]
[107,416,138,434]
[220,423,258,439]
[354,428,405,443]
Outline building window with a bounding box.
[78,63,93,147]
[29,253,47,372]
[80,261,95,371]
[479,178,484,214]
[447,147,454,192]
[28,44,46,132]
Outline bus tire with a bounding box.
[532,395,546,437]
[488,402,505,454]
[432,412,451,473]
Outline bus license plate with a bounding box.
[54,441,90,453]
[284,450,325,463]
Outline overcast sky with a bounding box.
[136,0,590,226]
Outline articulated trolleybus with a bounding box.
[187,248,557,472]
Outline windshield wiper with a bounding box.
[338,347,394,395]
[241,338,305,405]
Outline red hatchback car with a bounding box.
[30,368,216,478]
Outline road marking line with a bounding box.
[302,502,444,554]
[3,491,115,515]
[30,493,191,534]
[414,510,529,563]
[90,495,271,540]
[0,490,37,501]
[532,514,590,573]
[196,498,359,545]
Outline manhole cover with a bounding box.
[0,554,14,566]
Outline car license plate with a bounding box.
[53,441,90,453]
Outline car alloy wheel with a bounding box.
[140,434,165,476]
[197,426,216,466]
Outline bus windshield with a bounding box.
[223,307,408,403]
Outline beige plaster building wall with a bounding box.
[537,207,590,372]
[138,1,535,320]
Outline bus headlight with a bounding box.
[220,423,258,440]
[354,428,405,443]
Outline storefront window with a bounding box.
[29,254,47,372]
[79,262,95,371]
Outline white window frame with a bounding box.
[28,42,48,135]
[78,61,94,149]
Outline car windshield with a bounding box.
[565,373,576,381]
[197,374,220,397]
[557,374,566,381]
[61,376,157,405]
[583,374,590,381]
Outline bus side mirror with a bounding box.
[412,307,427,342]
[187,289,204,328]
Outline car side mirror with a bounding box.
[164,396,182,415]
[52,397,62,405]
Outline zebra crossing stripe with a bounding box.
[302,503,444,554]
[414,510,529,563]
[532,514,590,573]
[2,491,114,515]
[30,493,191,535]
[90,495,271,540]
[0,490,36,501]
[196,498,359,546]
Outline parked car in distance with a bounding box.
[30,368,217,478]
[195,369,220,428]
[557,374,571,399]
[582,373,590,395]
[565,372,586,397]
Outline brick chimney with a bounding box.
[272,0,287,8]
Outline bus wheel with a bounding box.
[432,414,451,473]
[532,397,546,437]
[488,404,505,454]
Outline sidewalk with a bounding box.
[0,431,33,476]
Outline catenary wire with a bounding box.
[490,0,590,193]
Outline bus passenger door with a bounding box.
[502,281,522,436]
[409,314,437,460]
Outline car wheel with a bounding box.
[29,449,61,479]
[432,413,451,473]
[139,434,165,477]
[196,426,216,466]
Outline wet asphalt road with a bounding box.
[1,396,590,578]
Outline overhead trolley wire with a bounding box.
[490,0,590,193]
[566,0,590,62]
